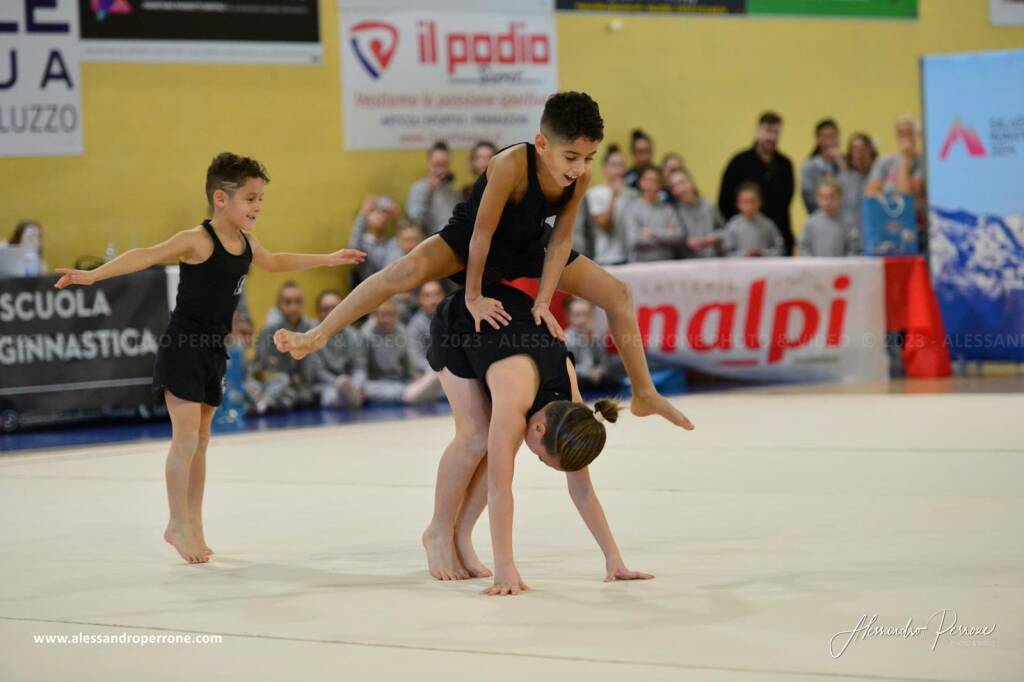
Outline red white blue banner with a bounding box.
[339,3,557,150]
[593,258,889,383]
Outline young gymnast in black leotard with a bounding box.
[275,92,695,434]
[422,282,654,595]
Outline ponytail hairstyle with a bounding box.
[603,143,623,165]
[541,399,621,471]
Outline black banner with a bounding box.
[555,0,746,13]
[78,0,320,43]
[0,268,169,432]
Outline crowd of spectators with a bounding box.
[5,111,926,415]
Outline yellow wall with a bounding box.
[2,0,1023,328]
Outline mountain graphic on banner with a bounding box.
[931,207,1024,298]
[939,120,987,159]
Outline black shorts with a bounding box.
[426,284,569,381]
[152,340,227,406]
[427,296,479,380]
[438,221,580,285]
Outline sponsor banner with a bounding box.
[923,49,1024,361]
[592,258,888,383]
[339,7,557,149]
[747,0,917,18]
[0,0,83,157]
[555,0,745,13]
[0,268,169,431]
[991,0,1024,26]
[79,0,322,64]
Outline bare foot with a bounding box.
[631,391,695,430]
[164,522,208,564]
[422,528,469,581]
[455,533,493,578]
[192,520,214,557]
[273,328,322,361]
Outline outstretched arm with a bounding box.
[55,229,200,288]
[564,358,654,582]
[245,231,365,273]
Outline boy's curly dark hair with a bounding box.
[205,152,270,207]
[541,91,604,143]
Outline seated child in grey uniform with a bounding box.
[309,290,366,409]
[721,182,785,257]
[405,280,445,374]
[565,298,623,390]
[621,166,686,263]
[798,177,861,257]
[362,297,442,405]
[246,281,318,414]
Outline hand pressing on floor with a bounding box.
[482,567,530,596]
[605,558,655,583]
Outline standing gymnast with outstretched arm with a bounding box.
[422,282,654,594]
[275,91,695,434]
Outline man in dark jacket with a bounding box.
[718,111,796,256]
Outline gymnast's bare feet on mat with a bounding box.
[631,390,695,431]
[192,520,214,557]
[164,522,208,564]
[456,532,493,578]
[422,527,470,581]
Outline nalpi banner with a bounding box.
[747,0,917,18]
[923,49,1024,362]
[0,0,82,157]
[991,0,1024,26]
[593,258,888,383]
[79,0,322,64]
[0,268,169,431]
[339,4,558,150]
[555,1,745,13]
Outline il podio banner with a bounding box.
[0,0,82,157]
[0,268,169,430]
[339,5,557,150]
[595,258,889,383]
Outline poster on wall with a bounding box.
[746,0,917,18]
[339,1,558,150]
[923,49,1024,362]
[990,0,1024,26]
[0,0,83,158]
[554,0,744,13]
[78,0,322,64]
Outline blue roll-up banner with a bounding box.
[922,49,1024,362]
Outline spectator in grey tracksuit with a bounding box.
[361,298,442,405]
[308,290,367,409]
[564,298,623,391]
[798,178,861,257]
[406,141,461,236]
[404,280,445,374]
[348,195,403,284]
[246,281,318,414]
[621,166,686,263]
[800,118,843,214]
[721,183,785,257]
[665,167,725,258]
